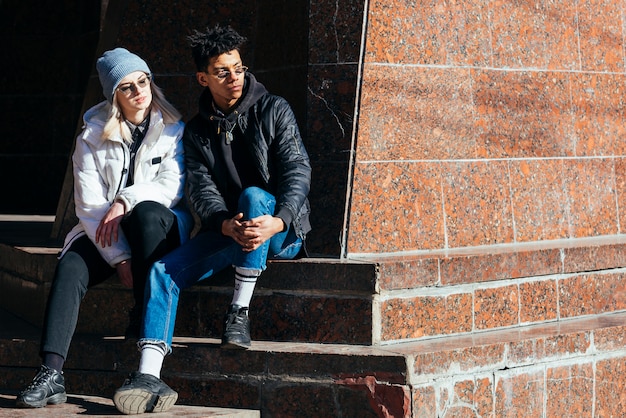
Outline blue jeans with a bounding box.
[140,187,302,351]
[41,201,180,359]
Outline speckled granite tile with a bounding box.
[488,0,591,70]
[474,284,519,330]
[380,292,473,341]
[490,0,548,69]
[376,257,440,290]
[347,162,444,253]
[562,242,626,274]
[594,324,626,351]
[440,248,562,285]
[559,272,626,318]
[519,279,558,323]
[451,377,493,418]
[546,363,594,417]
[445,0,493,67]
[365,1,448,65]
[595,357,626,417]
[563,158,618,237]
[412,343,506,377]
[544,0,580,70]
[412,385,438,417]
[577,0,625,72]
[358,65,476,161]
[365,0,492,66]
[494,370,544,417]
[473,70,573,158]
[442,161,514,248]
[509,159,569,242]
[571,72,626,156]
[506,330,592,366]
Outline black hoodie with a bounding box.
[199,74,268,209]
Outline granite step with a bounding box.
[5,235,626,348]
[0,241,378,345]
[0,307,408,416]
[4,307,626,416]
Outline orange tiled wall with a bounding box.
[347,0,626,254]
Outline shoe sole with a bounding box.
[113,388,177,414]
[221,340,251,350]
[16,392,67,408]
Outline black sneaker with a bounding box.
[221,304,251,349]
[16,365,67,408]
[113,371,177,415]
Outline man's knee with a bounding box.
[238,187,274,215]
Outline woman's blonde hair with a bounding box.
[102,79,182,143]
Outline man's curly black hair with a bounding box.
[187,24,247,72]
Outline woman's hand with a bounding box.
[96,201,126,247]
[116,259,133,288]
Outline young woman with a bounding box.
[16,48,193,409]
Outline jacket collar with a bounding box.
[82,101,164,146]
[198,72,268,125]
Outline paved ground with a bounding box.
[0,391,259,417]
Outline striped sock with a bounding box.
[138,344,166,379]
[231,267,261,308]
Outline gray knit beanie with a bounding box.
[96,48,151,103]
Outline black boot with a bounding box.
[221,304,251,349]
[16,365,67,408]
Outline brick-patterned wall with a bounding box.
[347,1,626,254]
[410,315,626,417]
[370,237,626,343]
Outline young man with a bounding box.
[112,25,311,414]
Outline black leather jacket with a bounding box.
[183,73,312,240]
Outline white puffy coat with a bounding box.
[62,101,193,266]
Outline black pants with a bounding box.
[40,201,180,359]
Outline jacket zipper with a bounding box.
[114,144,128,197]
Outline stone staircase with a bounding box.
[2,218,626,416]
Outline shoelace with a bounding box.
[25,368,54,390]
[225,310,248,331]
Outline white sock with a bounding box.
[231,267,260,308]
[138,344,166,379]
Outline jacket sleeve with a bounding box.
[72,126,131,266]
[115,121,186,211]
[266,97,312,228]
[183,122,231,233]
